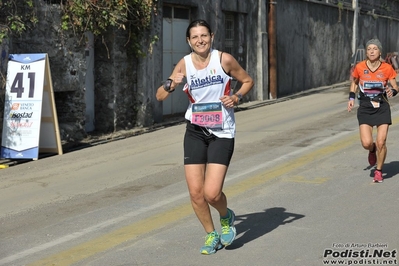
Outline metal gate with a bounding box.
[162,6,191,116]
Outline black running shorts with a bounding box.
[357,99,392,126]
[183,120,234,166]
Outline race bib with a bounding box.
[363,82,384,89]
[191,102,223,130]
[371,101,380,108]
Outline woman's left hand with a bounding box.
[220,95,236,108]
[387,87,394,98]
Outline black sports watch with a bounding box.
[163,79,174,93]
[235,92,243,101]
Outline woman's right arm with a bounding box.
[156,59,186,101]
[347,78,358,112]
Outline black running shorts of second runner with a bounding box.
[357,99,392,126]
[183,120,234,166]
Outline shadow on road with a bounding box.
[225,207,305,250]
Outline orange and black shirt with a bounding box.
[352,60,396,96]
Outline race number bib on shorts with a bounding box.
[370,101,380,108]
[191,102,223,130]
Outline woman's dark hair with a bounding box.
[186,19,213,39]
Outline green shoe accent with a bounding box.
[220,208,236,246]
[200,231,222,255]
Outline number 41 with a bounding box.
[10,72,36,98]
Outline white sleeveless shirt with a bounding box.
[183,49,236,138]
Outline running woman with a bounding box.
[348,38,399,183]
[156,19,253,254]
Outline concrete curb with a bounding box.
[0,81,351,167]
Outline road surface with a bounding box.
[1,83,398,266]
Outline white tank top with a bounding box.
[183,49,236,138]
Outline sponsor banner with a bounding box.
[1,54,46,159]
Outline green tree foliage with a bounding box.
[61,0,158,56]
[0,0,156,46]
[0,0,38,43]
[0,0,157,89]
[61,0,155,37]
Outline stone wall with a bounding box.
[94,28,137,133]
[1,0,399,148]
[276,0,399,97]
[0,1,156,146]
[0,2,87,145]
